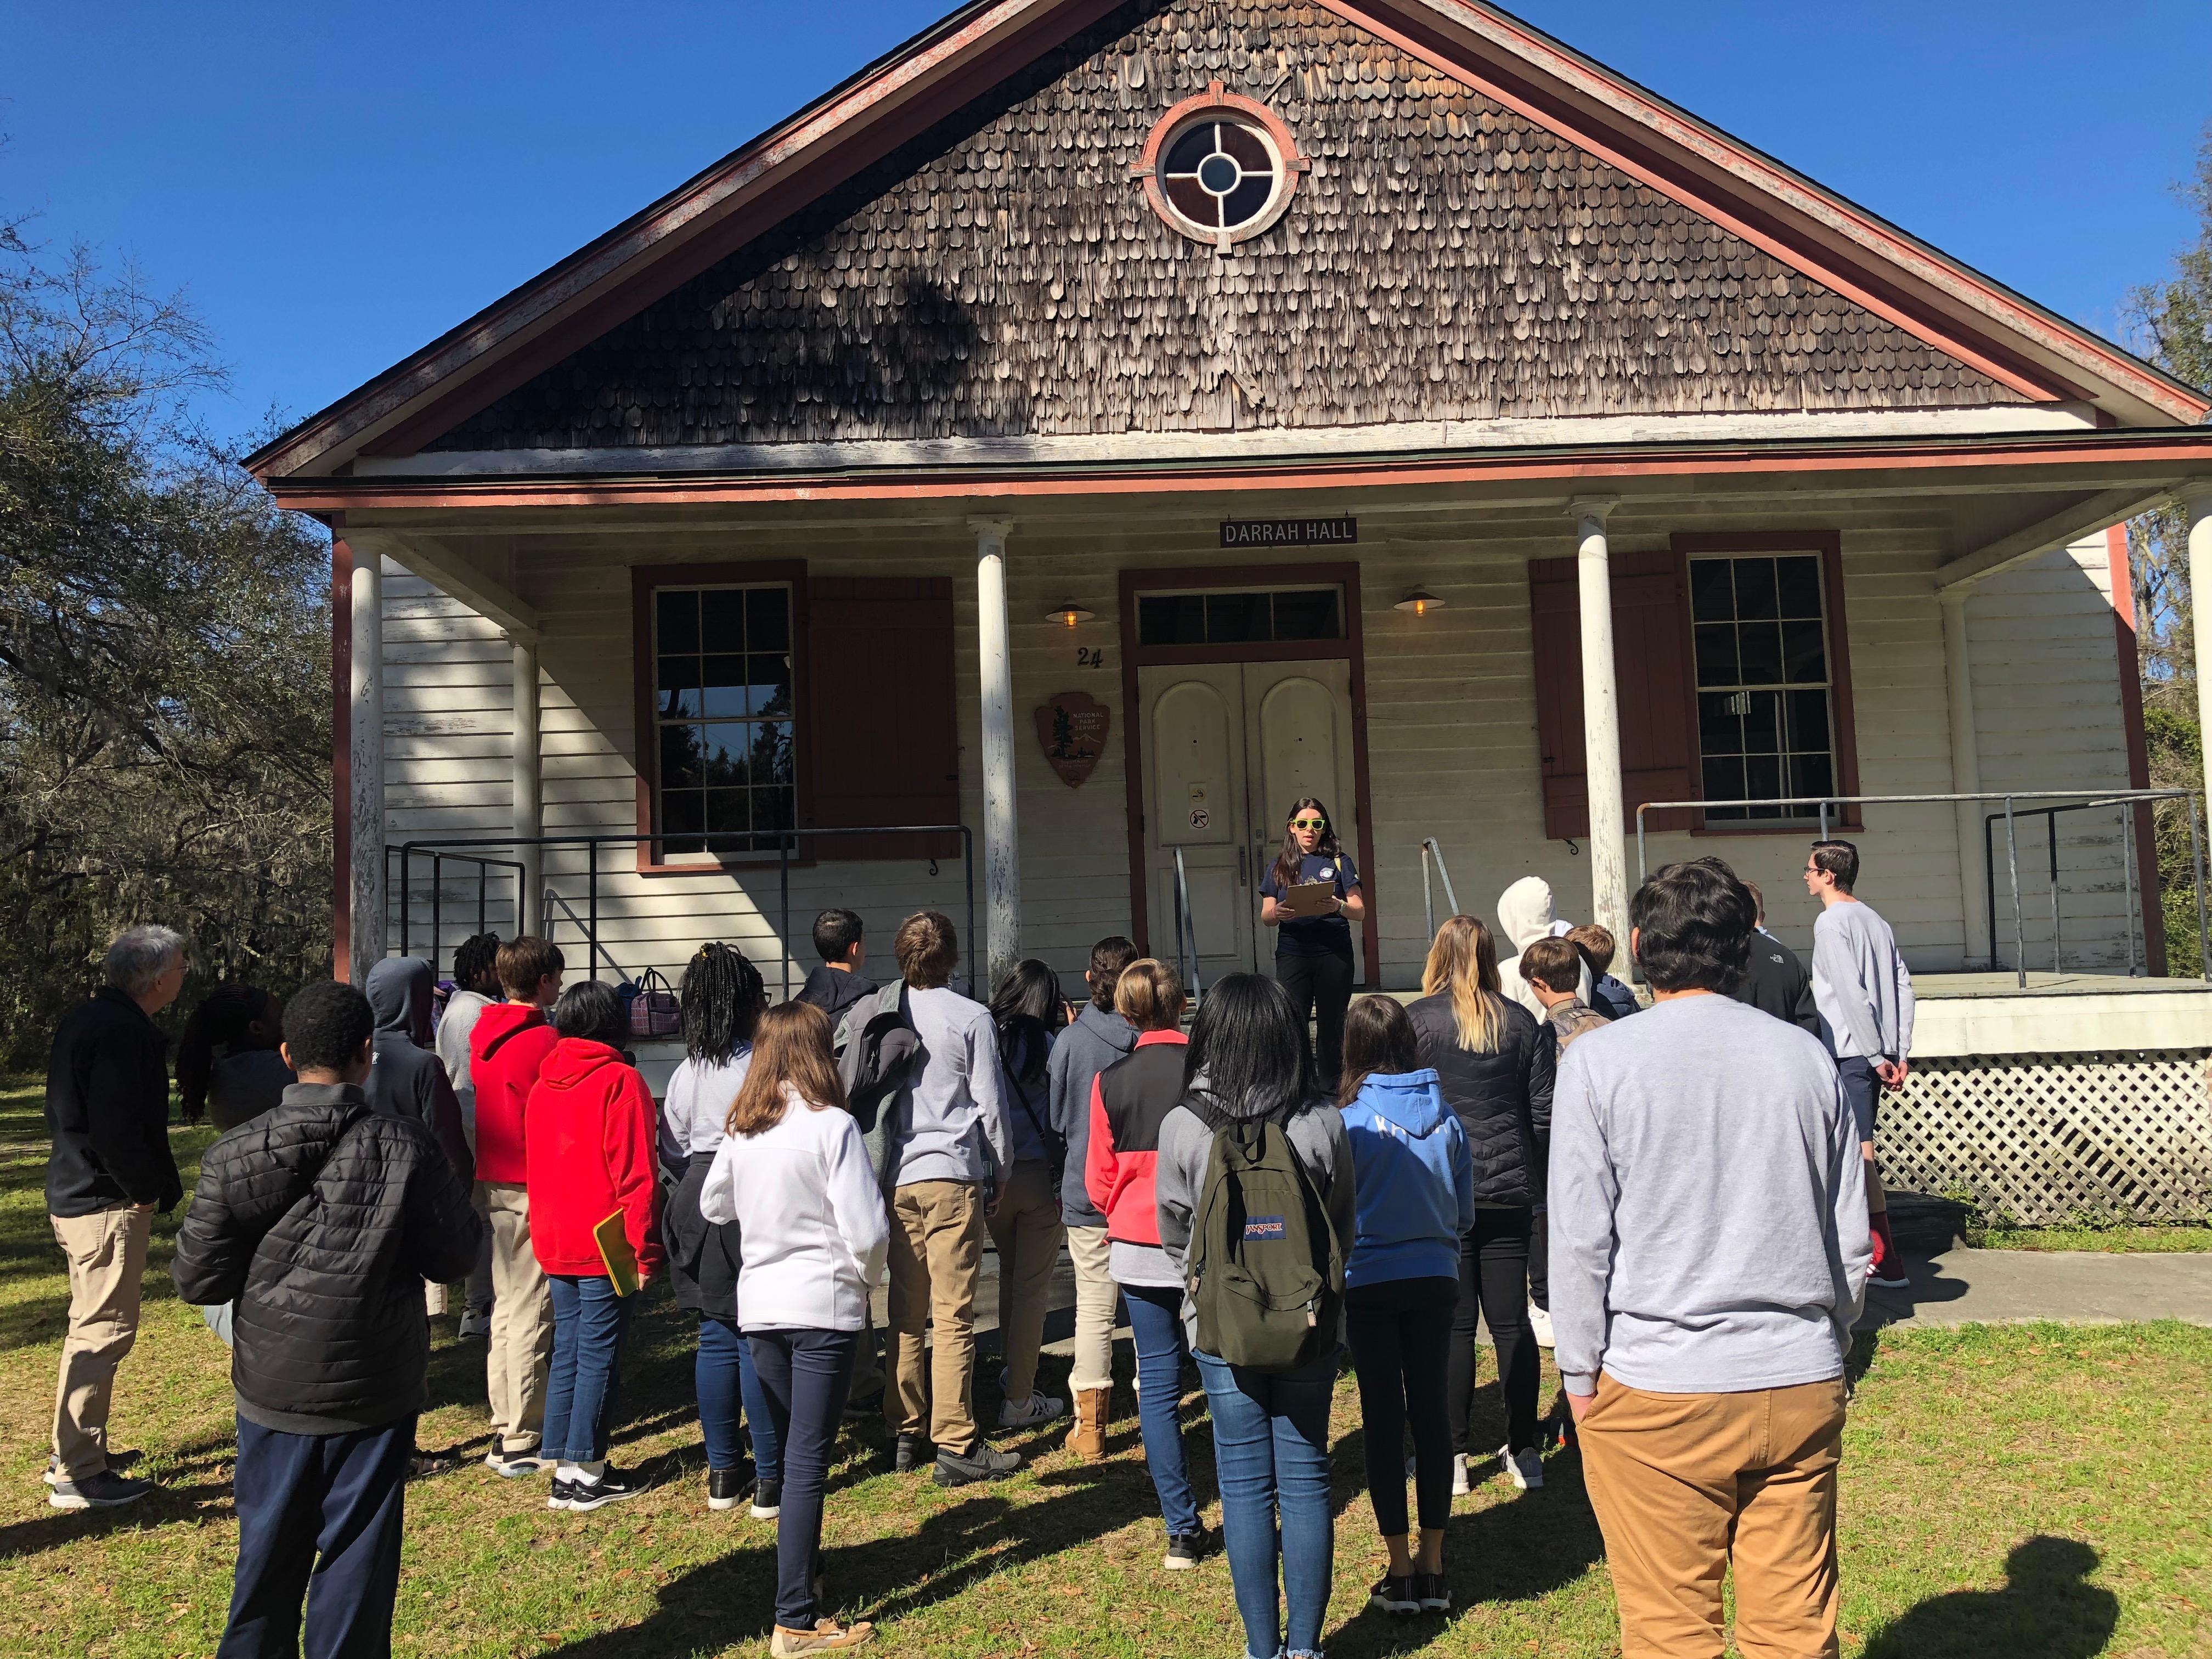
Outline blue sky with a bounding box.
[3,1,2207,449]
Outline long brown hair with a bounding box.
[1422,914,1508,1054]
[726,1002,849,1137]
[1337,994,1420,1105]
[1269,795,1344,893]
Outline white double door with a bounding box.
[1139,658,1364,986]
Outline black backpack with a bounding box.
[1186,1098,1344,1373]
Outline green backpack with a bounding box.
[1187,1104,1344,1372]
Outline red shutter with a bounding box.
[806,578,961,860]
[1529,552,1695,839]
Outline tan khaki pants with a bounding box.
[479,1182,554,1454]
[885,1179,984,1453]
[1579,1373,1848,1659]
[1064,1222,1116,1395]
[50,1205,152,1481]
[986,1160,1064,1403]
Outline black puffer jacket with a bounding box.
[662,1151,741,1322]
[1406,992,1555,1209]
[172,1083,482,1435]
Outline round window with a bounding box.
[1135,83,1308,251]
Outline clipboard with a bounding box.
[593,1209,642,1297]
[1275,879,1341,919]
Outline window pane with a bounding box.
[1222,177,1273,228]
[1164,174,1218,227]
[657,656,698,719]
[659,725,706,791]
[754,786,795,836]
[1737,621,1785,686]
[1741,690,1782,757]
[1733,558,1780,621]
[1164,123,1214,177]
[1744,753,1784,802]
[705,788,750,837]
[1702,754,1747,806]
[1699,692,1743,755]
[701,590,746,649]
[1694,624,1740,687]
[1776,556,1824,619]
[752,721,795,788]
[752,655,793,718]
[662,789,704,854]
[700,654,749,718]
[1790,752,1835,800]
[1207,592,1272,642]
[1787,690,1831,753]
[1781,620,1826,685]
[1690,560,1734,622]
[747,588,790,652]
[698,725,749,789]
[656,590,699,653]
[1218,121,1271,171]
[1138,595,1205,646]
[1271,589,1341,640]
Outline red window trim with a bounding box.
[630,560,813,877]
[1668,531,1864,837]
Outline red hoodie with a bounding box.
[1084,1030,1189,1246]
[470,1002,559,1185]
[523,1037,663,1279]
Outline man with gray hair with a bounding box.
[43,924,187,1508]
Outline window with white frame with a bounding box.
[1689,553,1835,822]
[652,584,795,854]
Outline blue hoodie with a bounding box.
[1341,1067,1476,1288]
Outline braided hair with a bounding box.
[680,942,768,1065]
[176,982,276,1124]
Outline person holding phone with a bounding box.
[1258,796,1365,1091]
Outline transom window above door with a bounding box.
[1690,554,1834,822]
[653,584,794,853]
[1136,586,1344,647]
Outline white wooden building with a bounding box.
[251,1,2212,1220]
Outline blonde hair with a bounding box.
[1113,958,1186,1032]
[726,1002,849,1137]
[1422,914,1509,1054]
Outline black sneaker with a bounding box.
[45,1449,140,1487]
[546,1477,576,1511]
[932,1443,1020,1486]
[751,1477,782,1520]
[1163,1532,1207,1571]
[1416,1571,1451,1612]
[48,1469,154,1511]
[565,1468,651,1512]
[891,1434,929,1474]
[1369,1572,1420,1615]
[707,1464,755,1512]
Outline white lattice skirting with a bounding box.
[1877,1051,2212,1225]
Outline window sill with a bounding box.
[636,853,818,877]
[1687,819,1863,838]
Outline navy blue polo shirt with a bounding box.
[1261,850,1359,959]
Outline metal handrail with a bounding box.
[393,825,975,999]
[381,847,525,977]
[1634,788,2207,989]
[1171,846,1206,1002]
[1420,838,1461,939]
[541,888,630,984]
[1980,799,2159,979]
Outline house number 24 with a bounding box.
[1076,646,1107,669]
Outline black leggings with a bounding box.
[1527,1207,1549,1312]
[1276,949,1354,1088]
[1448,1209,1539,1455]
[1346,1277,1457,1536]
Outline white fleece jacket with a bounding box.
[1496,876,1590,1020]
[699,1085,889,1333]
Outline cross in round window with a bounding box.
[1134,83,1309,252]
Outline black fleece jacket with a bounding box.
[1406,992,1555,1209]
[172,1083,482,1435]
[44,988,182,1217]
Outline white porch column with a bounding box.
[348,550,387,985]
[2188,488,2212,834]
[1570,495,1630,944]
[971,517,1022,991]
[512,633,543,938]
[1940,588,1991,967]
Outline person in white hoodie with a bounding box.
[1494,878,1589,1022]
[700,1001,889,1658]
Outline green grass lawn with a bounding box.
[1963,1223,2212,1254]
[2,1081,2207,1657]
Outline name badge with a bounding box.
[1243,1215,1286,1242]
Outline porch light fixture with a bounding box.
[1395,587,1446,616]
[1045,600,1096,628]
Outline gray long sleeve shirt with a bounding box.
[1548,994,1870,1397]
[1811,899,1915,1061]
[882,985,1013,1188]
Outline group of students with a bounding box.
[38,822,1913,1659]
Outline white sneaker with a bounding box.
[458,1308,492,1339]
[1451,1453,1469,1497]
[1500,1443,1544,1491]
[1526,1302,1555,1348]
[997,1390,1068,1429]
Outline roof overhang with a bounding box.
[247,0,2208,484]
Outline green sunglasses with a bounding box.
[1290,817,1327,830]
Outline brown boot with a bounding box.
[1070,1387,1110,1460]
[770,1618,874,1655]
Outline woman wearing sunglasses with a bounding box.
[1258,796,1365,1091]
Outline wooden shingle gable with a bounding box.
[426,0,2023,453]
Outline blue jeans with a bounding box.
[1122,1284,1200,1538]
[699,1316,780,1481]
[749,1328,859,1630]
[1196,1348,1338,1659]
[542,1274,633,1464]
[218,1413,411,1659]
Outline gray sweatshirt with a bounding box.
[1811,899,1915,1061]
[882,985,1013,1188]
[1549,994,1870,1397]
[1154,1087,1356,1348]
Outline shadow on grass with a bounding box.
[1861,1537,2117,1659]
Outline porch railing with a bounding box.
[389,825,976,1001]
[1419,837,1462,939]
[1170,846,1206,1002]
[1634,789,2207,989]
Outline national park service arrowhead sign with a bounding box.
[1035,690,1110,788]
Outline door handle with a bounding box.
[1239,847,1249,887]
